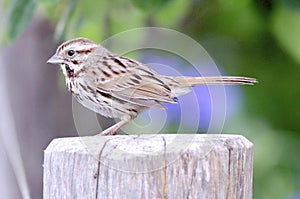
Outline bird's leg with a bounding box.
[99,116,131,136]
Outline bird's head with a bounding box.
[47,38,98,78]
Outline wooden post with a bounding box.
[43,134,253,199]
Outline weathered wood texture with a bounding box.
[43,134,253,199]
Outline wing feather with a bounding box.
[85,48,176,107]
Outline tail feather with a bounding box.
[168,76,257,97]
[173,76,257,87]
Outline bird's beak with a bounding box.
[47,54,64,64]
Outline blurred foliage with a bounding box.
[3,0,36,41]
[1,0,300,198]
[130,0,173,13]
[272,6,300,64]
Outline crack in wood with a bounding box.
[226,146,233,199]
[95,138,111,199]
[162,136,168,199]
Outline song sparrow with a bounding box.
[47,38,256,135]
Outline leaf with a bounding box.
[7,0,36,41]
[130,0,173,13]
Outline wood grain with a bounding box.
[43,134,253,199]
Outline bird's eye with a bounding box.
[67,50,75,56]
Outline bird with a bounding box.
[47,37,256,135]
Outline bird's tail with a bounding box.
[167,76,257,97]
[173,76,257,87]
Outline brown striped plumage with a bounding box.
[47,38,257,135]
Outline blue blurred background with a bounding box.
[0,0,300,198]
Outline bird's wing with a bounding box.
[85,49,176,107]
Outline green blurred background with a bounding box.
[1,0,300,198]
